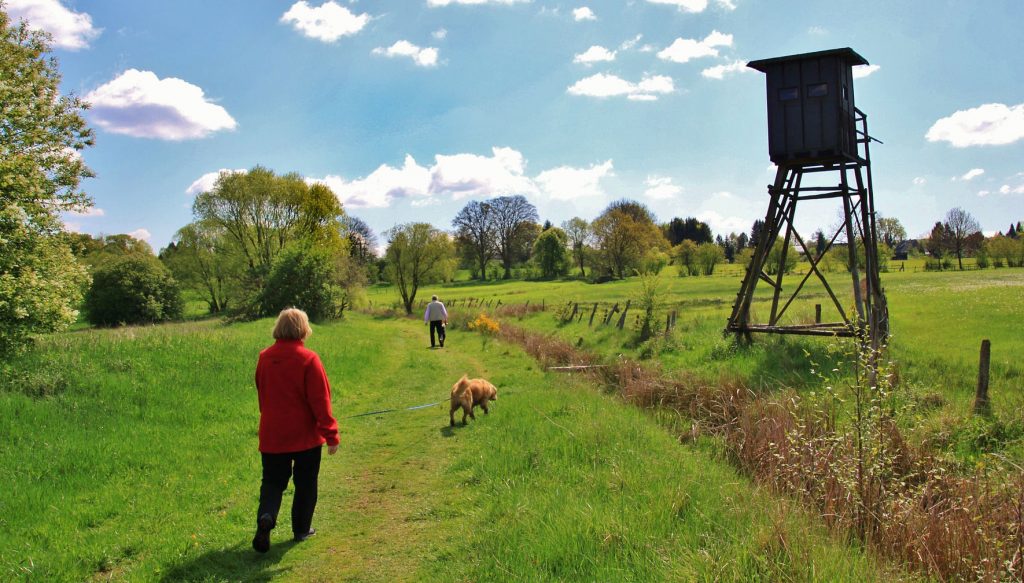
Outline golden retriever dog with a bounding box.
[449,374,498,426]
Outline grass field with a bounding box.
[0,314,912,581]
[387,266,1024,465]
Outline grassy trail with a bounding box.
[1,314,909,581]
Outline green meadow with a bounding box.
[0,314,913,581]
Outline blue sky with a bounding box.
[9,0,1023,250]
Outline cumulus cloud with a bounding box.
[852,64,880,79]
[573,45,616,65]
[567,73,674,101]
[309,155,432,208]
[807,25,828,35]
[977,190,990,197]
[643,175,682,200]
[658,30,732,63]
[432,28,448,39]
[431,147,536,199]
[128,228,152,242]
[926,103,1024,147]
[620,34,643,51]
[186,168,247,196]
[535,160,614,200]
[912,177,927,186]
[281,1,369,42]
[999,183,1024,195]
[696,208,749,235]
[428,0,529,6]
[85,69,237,140]
[373,41,439,67]
[701,59,749,80]
[573,6,596,20]
[6,0,101,50]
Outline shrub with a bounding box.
[259,245,349,321]
[85,256,182,326]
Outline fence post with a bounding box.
[974,339,991,416]
[815,304,822,324]
[616,300,631,330]
[588,303,598,326]
[664,313,672,337]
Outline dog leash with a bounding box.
[342,400,446,419]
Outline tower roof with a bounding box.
[747,47,868,73]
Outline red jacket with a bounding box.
[255,339,339,453]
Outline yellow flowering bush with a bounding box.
[467,313,500,348]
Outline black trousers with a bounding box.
[256,445,322,536]
[429,320,445,347]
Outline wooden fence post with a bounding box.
[664,313,672,337]
[815,304,822,324]
[588,303,598,326]
[616,300,631,330]
[974,339,991,415]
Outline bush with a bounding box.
[85,256,182,326]
[259,245,348,321]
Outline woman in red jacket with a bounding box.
[252,308,340,553]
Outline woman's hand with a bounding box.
[328,444,339,455]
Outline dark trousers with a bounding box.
[429,320,445,347]
[256,445,322,536]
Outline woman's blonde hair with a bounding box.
[273,308,312,340]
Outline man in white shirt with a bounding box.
[423,295,448,348]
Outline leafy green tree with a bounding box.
[696,242,725,275]
[1,10,95,356]
[876,216,907,248]
[84,256,182,326]
[384,223,455,314]
[532,227,569,279]
[672,240,700,276]
[259,243,351,320]
[490,195,539,279]
[592,201,668,278]
[161,222,242,313]
[764,238,798,275]
[562,217,591,277]
[664,217,713,246]
[452,200,494,280]
[941,207,982,270]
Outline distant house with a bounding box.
[893,239,920,260]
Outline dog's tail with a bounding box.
[452,374,470,397]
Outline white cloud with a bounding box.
[912,176,927,186]
[431,147,536,199]
[807,25,828,36]
[428,0,529,5]
[658,30,732,64]
[646,0,707,12]
[281,1,369,42]
[999,184,1024,195]
[186,168,247,196]
[6,0,101,50]
[567,73,674,101]
[128,228,152,242]
[573,45,616,65]
[701,59,749,80]
[620,34,642,51]
[696,209,749,235]
[643,175,682,200]
[65,207,105,217]
[977,190,990,197]
[535,160,614,200]
[432,28,448,39]
[573,6,596,20]
[411,197,442,207]
[717,0,736,9]
[85,69,237,140]
[373,41,439,67]
[852,64,880,79]
[926,103,1024,147]
[309,155,432,208]
[959,168,985,181]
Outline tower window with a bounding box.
[778,87,799,101]
[807,83,828,97]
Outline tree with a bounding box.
[162,222,241,313]
[259,243,351,321]
[489,195,538,279]
[592,201,668,278]
[84,256,182,326]
[813,229,828,258]
[749,219,765,249]
[673,240,700,276]
[1,10,95,356]
[664,217,713,246]
[696,242,725,275]
[384,223,455,314]
[942,207,982,270]
[510,221,541,268]
[562,217,591,277]
[452,200,494,280]
[736,232,749,250]
[925,222,947,259]
[877,216,907,248]
[532,227,569,279]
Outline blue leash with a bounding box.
[343,400,445,419]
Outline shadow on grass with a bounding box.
[733,334,846,391]
[159,540,296,583]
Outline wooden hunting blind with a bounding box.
[727,48,889,347]
[748,48,867,165]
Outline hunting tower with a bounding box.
[726,48,888,346]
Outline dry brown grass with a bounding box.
[491,321,1024,582]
